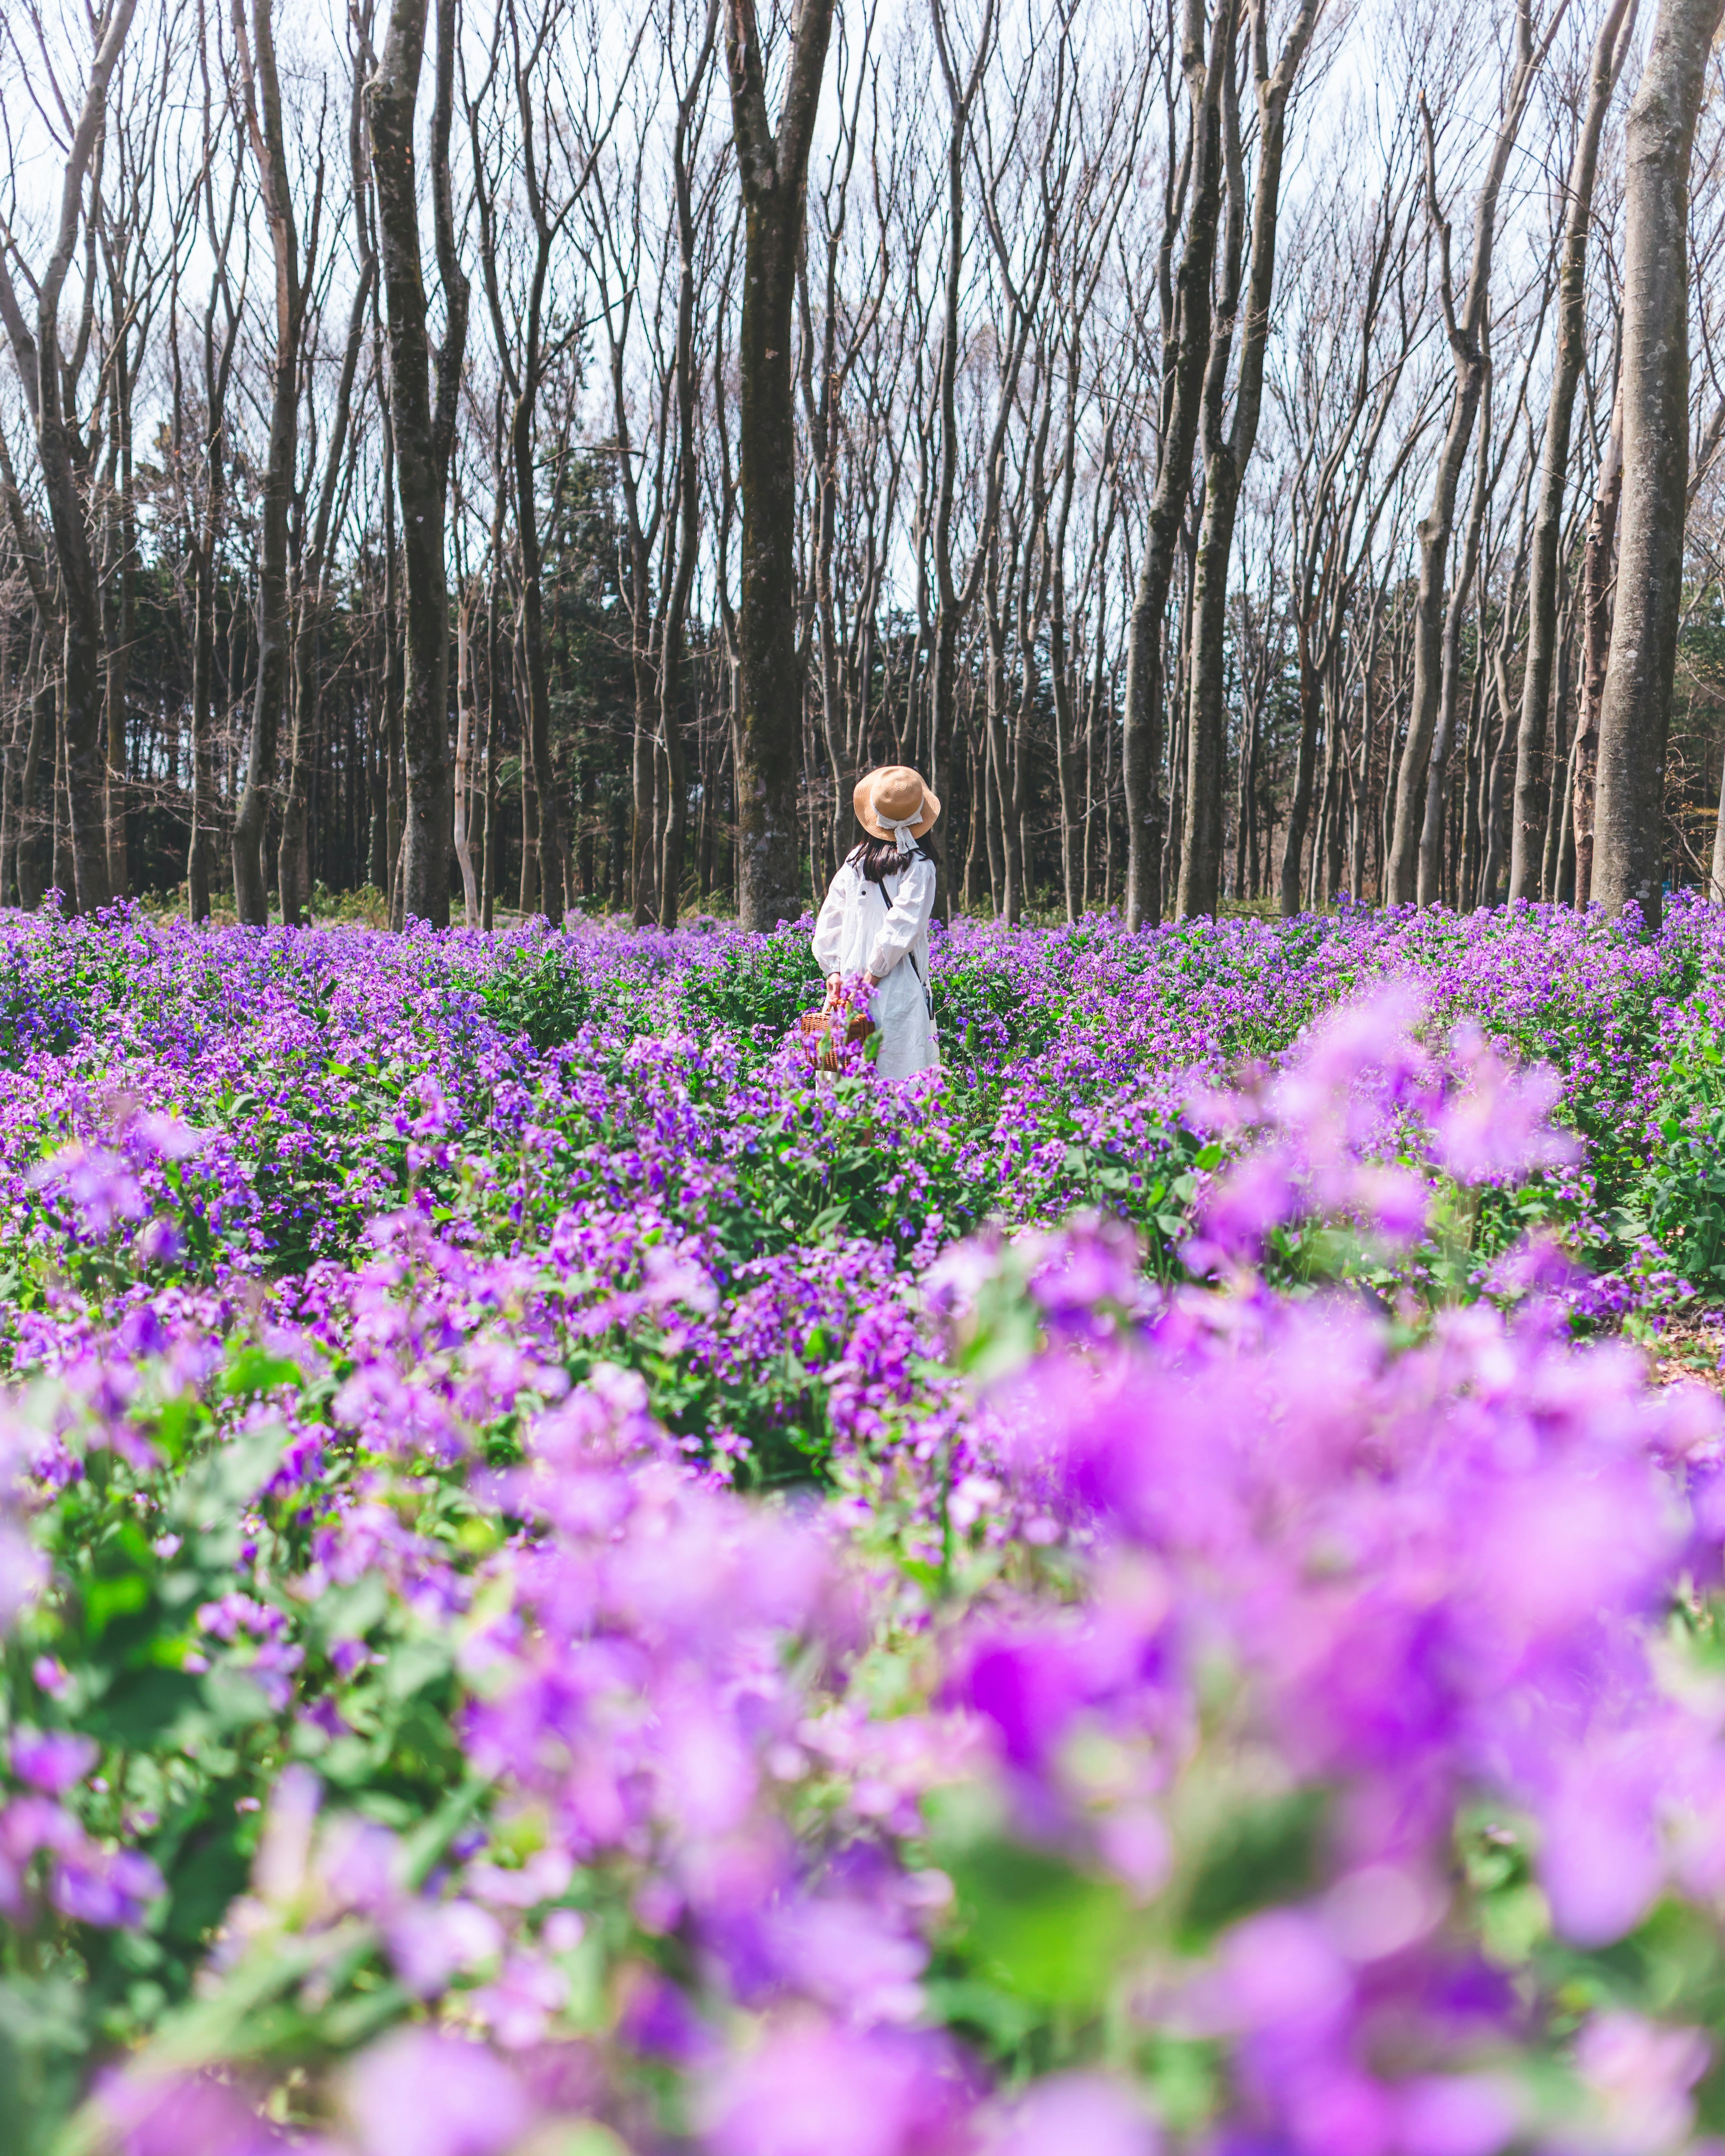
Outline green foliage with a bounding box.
[1632,1018,1725,1290]
[461,939,595,1051]
[679,936,822,1052]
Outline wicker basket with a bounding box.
[797,1006,875,1072]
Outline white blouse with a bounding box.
[810,855,939,1078]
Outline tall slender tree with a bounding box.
[1121,0,1235,931]
[279,5,376,925]
[369,0,470,929]
[1592,0,1725,927]
[721,0,837,928]
[0,0,138,915]
[1177,0,1322,919]
[1508,0,1638,900]
[230,0,305,926]
[1386,0,1569,906]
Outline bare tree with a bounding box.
[1177,0,1323,919]
[1121,0,1235,931]
[0,0,138,914]
[1386,0,1569,906]
[1508,0,1638,899]
[227,0,307,924]
[1592,0,1725,925]
[369,0,470,928]
[721,0,837,928]
[172,0,247,922]
[660,0,723,927]
[277,7,376,925]
[471,0,631,927]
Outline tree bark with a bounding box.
[102,361,134,902]
[280,77,374,927]
[1592,0,1725,929]
[188,525,219,920]
[230,0,304,926]
[1508,0,1637,898]
[1177,0,1318,919]
[1279,646,1321,915]
[1124,0,1235,930]
[18,666,51,913]
[453,596,480,922]
[369,0,469,930]
[1418,376,1494,906]
[1387,4,1563,903]
[721,0,836,928]
[659,4,719,929]
[0,0,137,917]
[1574,379,1622,903]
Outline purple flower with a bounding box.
[987,2074,1158,2156]
[706,2021,976,2156]
[28,1143,147,1236]
[11,1727,98,1794]
[101,2071,307,2156]
[343,2029,532,2156]
[52,1847,163,1927]
[1571,2011,1711,2152]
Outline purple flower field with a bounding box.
[9,897,1725,2155]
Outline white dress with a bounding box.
[810,854,939,1078]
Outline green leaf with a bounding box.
[219,1348,303,1401]
[1178,1787,1325,1944]
[199,1668,278,1731]
[84,1667,207,1747]
[944,1836,1132,2010]
[82,1570,151,1641]
[381,1640,452,1705]
[0,1975,90,2156]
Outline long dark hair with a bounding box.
[848,834,939,884]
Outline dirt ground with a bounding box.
[1643,1315,1725,1395]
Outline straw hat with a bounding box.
[853,764,941,850]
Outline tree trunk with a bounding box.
[103,375,134,902]
[0,684,19,911]
[53,679,76,906]
[513,380,566,927]
[230,0,304,927]
[1574,381,1623,904]
[1541,594,1575,897]
[369,0,468,931]
[277,614,316,924]
[18,671,49,913]
[1178,0,1318,920]
[1124,0,1236,930]
[1388,11,1557,902]
[0,0,137,915]
[1592,0,1725,929]
[453,597,479,923]
[721,0,836,929]
[1480,639,1517,902]
[1280,652,1321,915]
[1418,391,1492,905]
[188,497,219,919]
[1508,0,1637,898]
[279,190,371,928]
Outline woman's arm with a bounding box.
[812,865,849,980]
[864,857,936,983]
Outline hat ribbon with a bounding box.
[873,785,923,853]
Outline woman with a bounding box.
[811,764,940,1078]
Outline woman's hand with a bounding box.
[823,975,842,1009]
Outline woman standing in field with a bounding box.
[811,765,941,1078]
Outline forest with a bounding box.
[6,0,1725,939]
[19,7,1725,2152]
